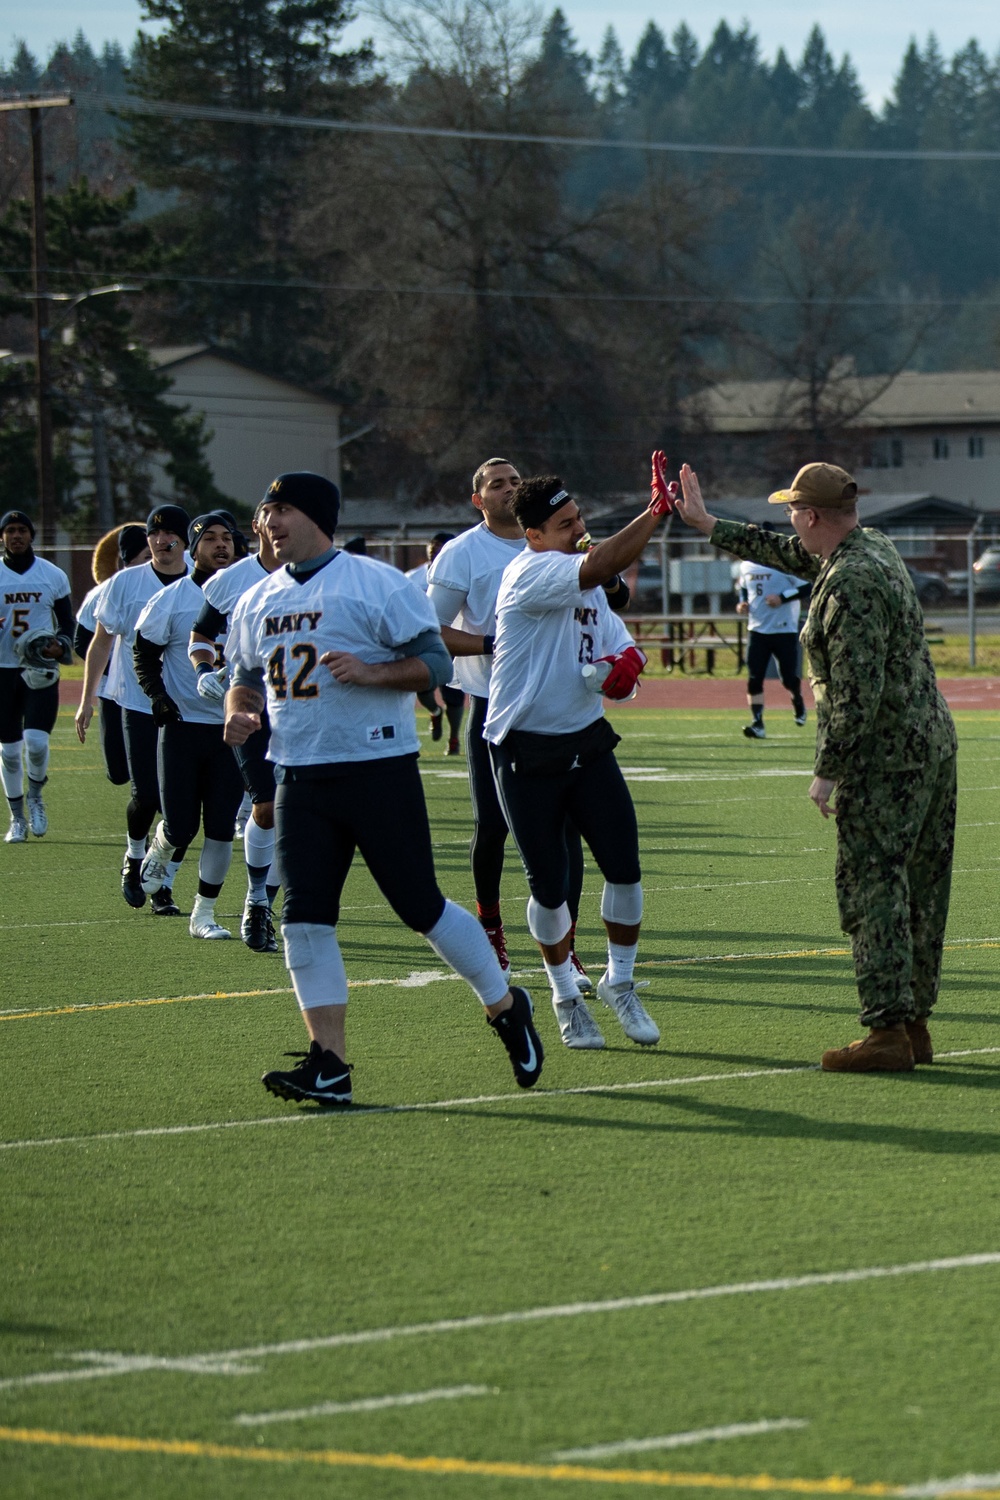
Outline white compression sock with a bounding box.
[244,818,275,902]
[425,900,509,1008]
[544,956,579,1003]
[199,836,233,888]
[127,836,146,860]
[1,740,23,801]
[23,729,49,786]
[606,941,638,986]
[164,858,182,889]
[282,922,348,1010]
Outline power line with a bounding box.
[0,266,984,309]
[69,90,1000,165]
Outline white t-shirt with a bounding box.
[77,578,119,703]
[484,549,633,744]
[427,524,525,698]
[94,562,187,714]
[0,555,71,669]
[405,561,429,591]
[135,574,226,726]
[229,551,441,767]
[738,562,807,634]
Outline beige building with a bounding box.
[690,368,1000,512]
[152,346,343,507]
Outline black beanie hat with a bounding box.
[188,510,237,553]
[146,504,191,539]
[118,524,149,564]
[1,509,35,539]
[262,472,340,539]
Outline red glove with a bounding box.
[650,450,679,515]
[597,645,647,699]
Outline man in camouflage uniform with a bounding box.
[675,460,957,1072]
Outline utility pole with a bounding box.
[0,95,73,552]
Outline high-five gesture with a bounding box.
[674,463,717,536]
[649,450,679,515]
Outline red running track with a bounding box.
[59,676,1000,712]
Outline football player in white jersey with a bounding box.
[408,532,465,753]
[484,464,674,1051]
[75,525,152,790]
[189,505,282,952]
[76,505,190,911]
[0,510,75,842]
[735,532,809,739]
[224,471,543,1106]
[134,513,243,939]
[427,457,631,989]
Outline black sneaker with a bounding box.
[241,900,272,952]
[263,909,278,954]
[150,886,180,916]
[262,1042,353,1106]
[121,854,146,909]
[430,708,443,741]
[488,985,543,1089]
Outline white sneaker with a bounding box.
[27,795,47,837]
[5,815,27,844]
[140,824,176,894]
[569,949,593,993]
[190,912,232,940]
[597,972,660,1046]
[553,995,605,1049]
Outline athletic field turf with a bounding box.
[2,704,999,1499]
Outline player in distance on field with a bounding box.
[77,505,191,914]
[426,456,631,992]
[190,503,282,954]
[134,513,243,939]
[674,460,957,1073]
[224,471,543,1107]
[482,456,676,1051]
[734,534,810,739]
[0,510,74,843]
[75,526,152,793]
[407,531,466,754]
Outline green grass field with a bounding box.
[2,703,1000,1499]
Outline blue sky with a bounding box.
[6,0,999,109]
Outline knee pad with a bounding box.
[280,922,348,1010]
[526,897,571,945]
[746,675,764,697]
[1,740,22,773]
[600,881,643,925]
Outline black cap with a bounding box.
[146,504,191,539]
[188,510,237,553]
[262,472,340,539]
[118,524,149,564]
[0,510,35,538]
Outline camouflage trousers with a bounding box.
[834,754,957,1029]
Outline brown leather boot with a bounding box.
[905,1018,933,1065]
[821,1027,915,1072]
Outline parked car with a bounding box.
[904,563,950,607]
[972,547,1000,599]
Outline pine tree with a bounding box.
[123,0,373,374]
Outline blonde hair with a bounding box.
[91,523,146,583]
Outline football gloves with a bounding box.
[595,645,647,700]
[14,626,70,689]
[150,692,181,727]
[195,663,228,702]
[650,450,679,516]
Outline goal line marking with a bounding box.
[0,1423,996,1496]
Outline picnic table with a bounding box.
[624,614,746,675]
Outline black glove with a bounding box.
[150,693,181,728]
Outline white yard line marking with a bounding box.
[901,1476,1000,1497]
[233,1384,492,1427]
[2,1046,999,1154]
[2,1255,998,1395]
[552,1417,809,1460]
[622,768,814,782]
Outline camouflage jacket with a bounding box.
[710,520,957,779]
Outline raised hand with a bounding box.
[675,463,715,535]
[649,450,679,516]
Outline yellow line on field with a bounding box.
[0,1424,936,1495]
[5,939,1000,1025]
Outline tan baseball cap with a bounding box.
[768,462,858,510]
